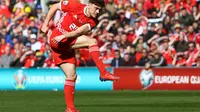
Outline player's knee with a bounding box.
[88,38,97,46]
[66,74,77,81]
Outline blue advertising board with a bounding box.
[0,68,113,90]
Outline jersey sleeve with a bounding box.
[60,0,81,12]
[60,0,70,12]
[87,19,97,30]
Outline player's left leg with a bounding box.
[59,63,80,112]
[70,35,120,81]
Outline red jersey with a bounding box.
[136,52,142,63]
[186,49,199,66]
[187,32,196,42]
[0,44,9,56]
[0,5,11,19]
[176,58,186,66]
[56,0,96,35]
[24,55,36,68]
[162,48,176,65]
[127,33,136,43]
[195,34,200,44]
[49,0,98,65]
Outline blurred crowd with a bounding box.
[0,0,200,68]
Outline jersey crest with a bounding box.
[63,0,68,5]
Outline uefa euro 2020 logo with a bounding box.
[13,70,27,90]
[139,69,154,90]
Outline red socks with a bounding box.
[89,45,107,74]
[63,45,106,110]
[64,80,75,110]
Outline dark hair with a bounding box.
[131,44,136,48]
[181,8,186,11]
[188,42,196,47]
[89,0,105,7]
[114,49,120,53]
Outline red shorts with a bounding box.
[49,29,77,65]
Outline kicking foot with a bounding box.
[100,71,120,82]
[66,108,80,112]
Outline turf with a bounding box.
[0,91,200,112]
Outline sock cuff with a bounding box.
[66,79,75,82]
[65,80,75,86]
[89,45,99,52]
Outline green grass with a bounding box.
[0,91,200,112]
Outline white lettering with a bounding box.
[190,76,200,84]
[69,23,78,31]
[28,76,65,84]
[154,76,189,84]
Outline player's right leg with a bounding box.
[70,35,120,82]
[60,63,80,112]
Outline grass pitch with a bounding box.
[0,91,200,112]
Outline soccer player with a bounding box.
[41,0,120,112]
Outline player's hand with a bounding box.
[41,24,49,34]
[52,35,65,45]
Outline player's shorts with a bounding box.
[49,29,77,66]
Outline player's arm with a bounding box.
[41,3,60,33]
[52,24,91,44]
[64,24,91,38]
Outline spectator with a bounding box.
[10,52,23,68]
[172,52,187,67]
[186,42,199,66]
[20,50,35,68]
[163,16,172,34]
[105,0,117,17]
[0,38,7,56]
[196,57,200,67]
[43,50,56,68]
[111,49,123,67]
[121,53,136,66]
[135,43,143,63]
[150,52,166,67]
[179,8,195,26]
[0,0,11,19]
[132,36,149,50]
[33,51,46,68]
[129,45,136,56]
[173,33,188,52]
[140,27,154,43]
[196,34,200,50]
[102,47,114,67]
[0,45,14,68]
[138,48,149,66]
[161,40,176,66]
[30,34,42,52]
[187,25,196,42]
[192,21,199,33]
[35,5,43,20]
[192,6,200,21]
[120,34,131,48]
[10,42,24,68]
